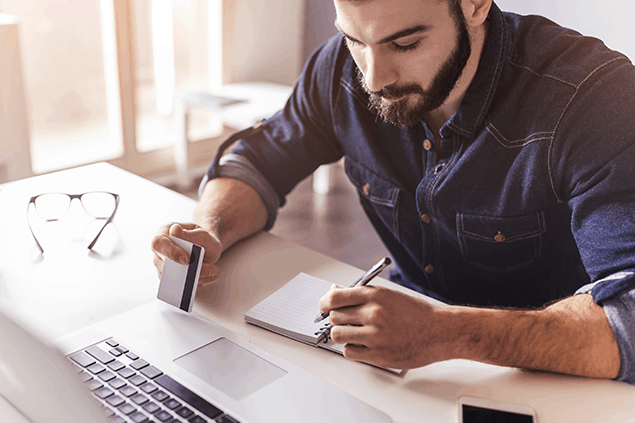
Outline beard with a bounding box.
[358,8,472,127]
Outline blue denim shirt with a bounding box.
[205,3,635,382]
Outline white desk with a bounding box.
[0,163,194,338]
[1,163,633,422]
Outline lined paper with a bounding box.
[244,272,403,375]
[244,273,334,345]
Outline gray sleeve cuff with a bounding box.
[198,154,280,230]
[576,282,635,384]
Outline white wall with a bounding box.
[224,0,305,85]
[495,0,635,61]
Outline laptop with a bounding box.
[0,301,392,423]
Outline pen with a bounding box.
[313,256,392,323]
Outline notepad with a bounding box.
[244,273,402,375]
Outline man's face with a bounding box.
[335,0,472,127]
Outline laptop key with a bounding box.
[151,390,170,402]
[98,370,116,382]
[109,348,123,357]
[120,386,138,397]
[131,358,149,370]
[215,415,240,423]
[176,407,194,418]
[130,374,147,386]
[108,360,126,372]
[154,410,173,422]
[119,403,138,416]
[109,377,127,390]
[88,363,106,374]
[188,416,207,423]
[140,365,163,379]
[129,411,150,423]
[86,345,115,364]
[84,379,104,391]
[116,344,130,354]
[106,395,125,407]
[140,382,158,394]
[94,386,114,399]
[155,375,222,420]
[163,399,181,410]
[142,402,161,414]
[131,393,149,405]
[118,367,136,379]
[106,338,119,347]
[69,351,96,367]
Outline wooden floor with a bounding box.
[171,161,391,275]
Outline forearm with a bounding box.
[445,294,620,378]
[194,177,268,252]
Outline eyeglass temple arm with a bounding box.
[27,200,45,254]
[87,194,120,250]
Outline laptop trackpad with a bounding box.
[174,337,287,400]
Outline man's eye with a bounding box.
[345,38,362,48]
[393,40,420,52]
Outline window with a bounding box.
[2,0,120,174]
[1,0,303,182]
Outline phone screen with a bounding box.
[462,404,535,423]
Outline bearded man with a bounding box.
[152,0,635,384]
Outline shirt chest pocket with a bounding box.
[457,211,546,273]
[345,158,402,242]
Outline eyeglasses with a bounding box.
[27,191,120,253]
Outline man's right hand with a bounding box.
[151,222,222,285]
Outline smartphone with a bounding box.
[458,396,537,423]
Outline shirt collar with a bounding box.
[441,2,510,139]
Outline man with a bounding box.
[152,0,635,383]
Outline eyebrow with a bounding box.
[334,21,432,45]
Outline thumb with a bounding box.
[167,224,190,265]
[168,223,185,239]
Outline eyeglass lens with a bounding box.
[33,192,117,221]
[33,193,71,220]
[80,192,117,218]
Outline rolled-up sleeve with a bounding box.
[199,154,281,230]
[576,273,635,384]
[201,35,346,230]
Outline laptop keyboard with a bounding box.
[68,338,240,423]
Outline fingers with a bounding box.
[329,327,385,366]
[151,223,190,265]
[168,223,222,264]
[318,284,376,315]
[329,324,374,345]
[151,222,223,284]
[197,262,220,286]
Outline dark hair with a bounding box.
[340,0,465,19]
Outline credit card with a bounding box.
[157,235,204,312]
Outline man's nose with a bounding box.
[362,49,398,94]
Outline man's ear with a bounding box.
[462,0,493,27]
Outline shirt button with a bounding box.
[425,264,435,274]
[363,183,370,196]
[420,214,431,224]
[494,232,506,242]
[423,139,433,151]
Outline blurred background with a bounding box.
[1,0,633,271]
